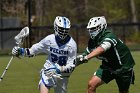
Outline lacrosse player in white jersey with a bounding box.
[12,16,77,93]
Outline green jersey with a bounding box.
[84,29,135,70]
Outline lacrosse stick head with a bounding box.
[14,27,29,45]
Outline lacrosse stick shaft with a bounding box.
[0,56,14,82]
[0,27,29,82]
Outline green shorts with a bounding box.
[94,67,135,91]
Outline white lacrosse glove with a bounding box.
[12,46,24,56]
[44,67,61,78]
[54,63,64,72]
[77,55,88,63]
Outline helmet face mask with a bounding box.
[87,16,107,39]
[87,25,101,39]
[54,16,70,40]
[57,26,69,38]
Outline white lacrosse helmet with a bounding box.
[54,16,71,39]
[87,16,107,39]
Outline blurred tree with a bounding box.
[135,0,140,21]
[130,0,138,32]
[85,0,131,23]
[1,0,140,25]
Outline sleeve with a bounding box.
[27,37,50,56]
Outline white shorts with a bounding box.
[39,69,69,93]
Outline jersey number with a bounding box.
[51,53,67,66]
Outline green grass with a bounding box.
[0,51,140,93]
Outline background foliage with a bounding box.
[1,0,140,25]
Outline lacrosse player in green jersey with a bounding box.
[77,16,135,93]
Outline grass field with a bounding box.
[0,51,140,93]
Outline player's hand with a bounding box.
[12,46,20,56]
[12,46,25,57]
[44,67,61,78]
[54,63,63,72]
[76,55,88,66]
[77,55,88,62]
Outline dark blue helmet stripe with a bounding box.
[62,17,67,28]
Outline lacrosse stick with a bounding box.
[0,27,29,82]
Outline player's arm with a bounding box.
[12,37,49,57]
[87,46,105,59]
[88,37,115,58]
[77,40,112,62]
[87,40,113,59]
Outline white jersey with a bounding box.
[29,34,77,76]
